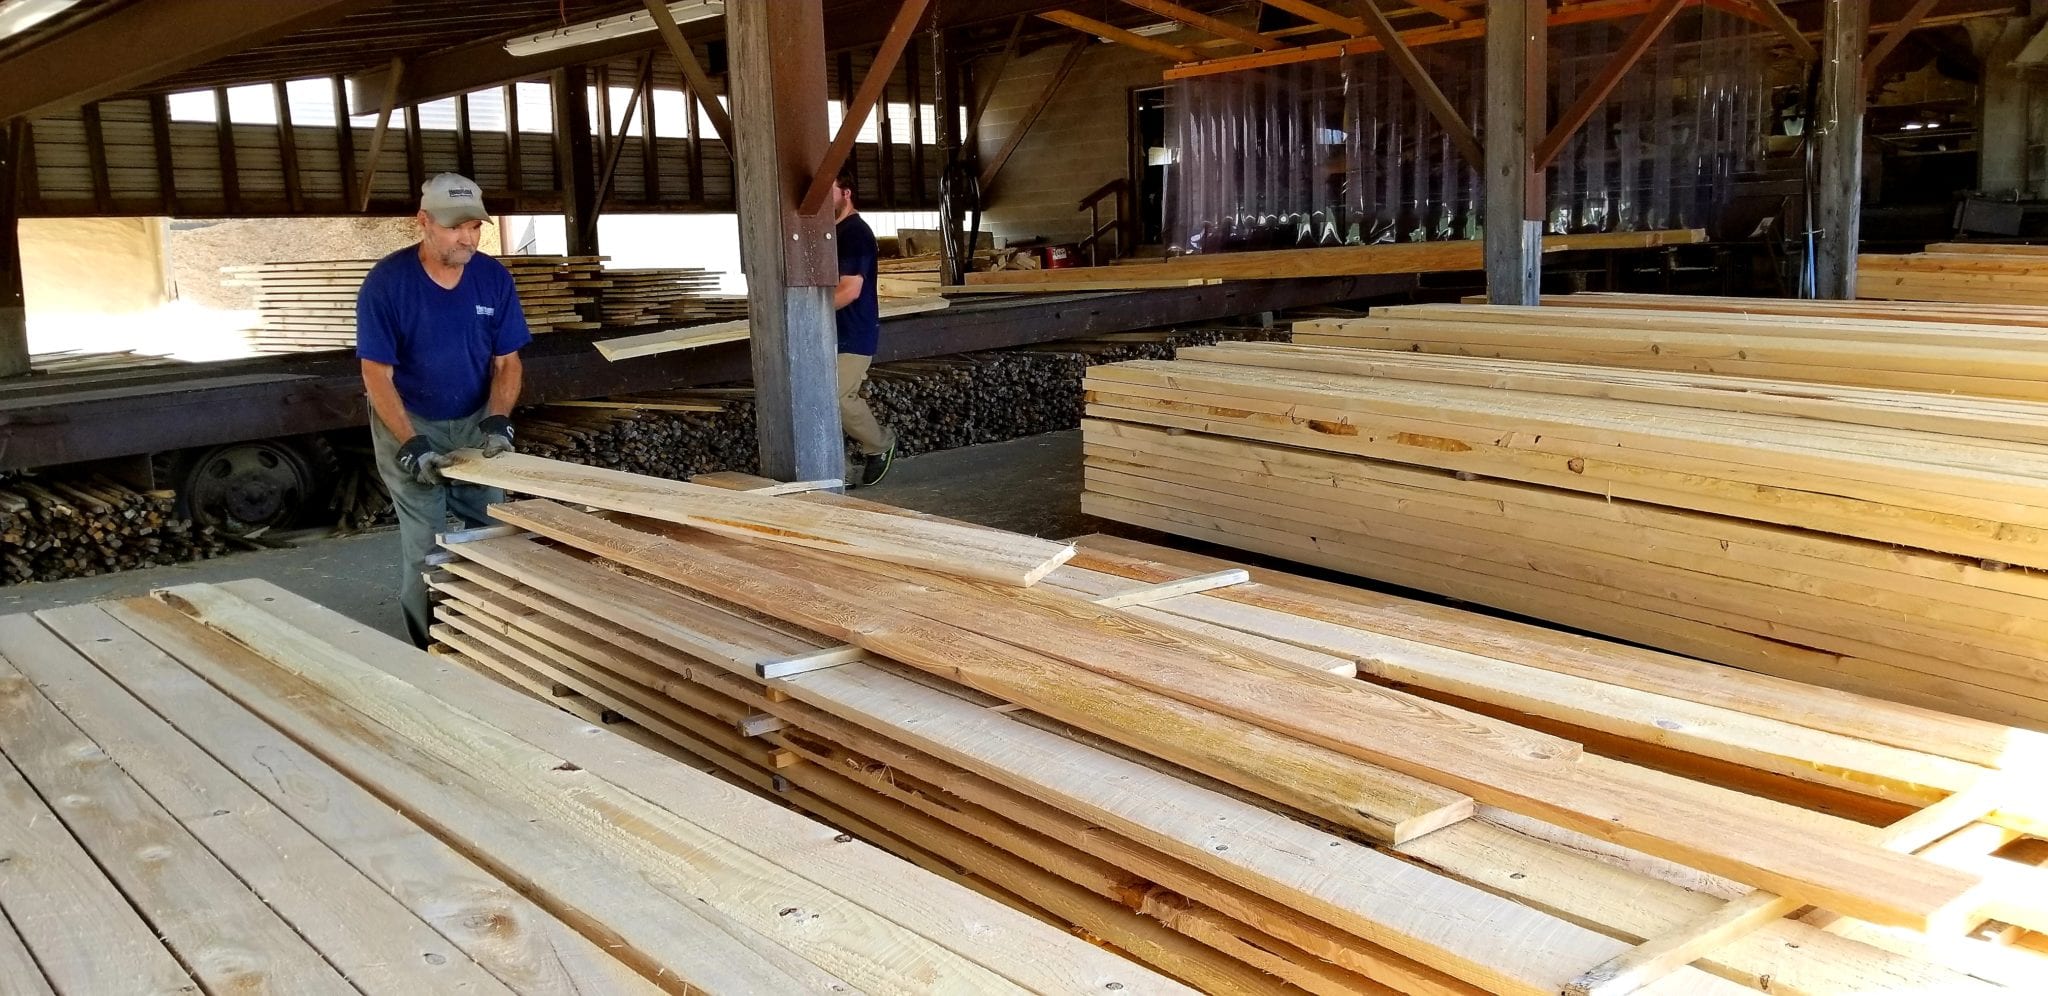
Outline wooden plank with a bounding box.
[439,450,1074,586]
[1040,10,1199,61]
[108,595,853,994]
[1117,0,1284,50]
[0,612,516,995]
[233,577,1182,996]
[488,501,1990,931]
[0,731,194,995]
[451,527,1474,845]
[157,583,1094,996]
[0,638,356,995]
[0,908,53,996]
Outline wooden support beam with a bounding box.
[1353,0,1483,169]
[0,123,28,379]
[1119,0,1285,50]
[1533,0,1686,171]
[905,38,926,205]
[357,57,404,213]
[403,104,426,197]
[972,17,1027,133]
[331,76,358,210]
[1864,0,1941,89]
[0,0,382,122]
[1745,0,1819,61]
[685,88,705,204]
[595,66,616,170]
[273,82,304,213]
[980,37,1088,192]
[877,70,898,208]
[453,90,476,180]
[1485,0,1545,306]
[1261,0,1365,35]
[593,56,655,236]
[643,0,734,146]
[800,0,934,216]
[554,69,600,257]
[80,103,112,215]
[1815,0,1867,299]
[1039,10,1200,61]
[212,88,241,215]
[501,84,523,195]
[639,68,660,201]
[148,95,181,216]
[729,0,843,482]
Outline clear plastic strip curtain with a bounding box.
[1165,6,1765,254]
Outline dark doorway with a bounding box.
[1132,85,1170,248]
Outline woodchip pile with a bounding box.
[0,579,1165,994]
[1084,301,2048,729]
[1858,242,2048,305]
[420,460,2048,996]
[0,476,223,584]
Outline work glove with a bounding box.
[479,414,515,458]
[396,435,453,485]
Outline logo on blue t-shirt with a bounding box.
[476,305,495,316]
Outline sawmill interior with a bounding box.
[3,2,2048,995]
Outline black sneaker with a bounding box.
[856,438,896,488]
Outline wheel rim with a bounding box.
[182,442,315,535]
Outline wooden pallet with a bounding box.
[0,583,1176,995]
[422,480,2048,996]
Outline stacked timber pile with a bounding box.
[0,476,223,584]
[1084,304,2048,728]
[669,293,750,322]
[595,267,722,326]
[1500,291,2048,327]
[1858,243,2048,304]
[0,580,1164,994]
[425,453,2048,996]
[226,254,605,353]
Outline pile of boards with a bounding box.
[1083,301,2048,728]
[0,475,223,584]
[422,460,2048,996]
[0,577,1171,994]
[1858,243,2048,305]
[593,267,724,326]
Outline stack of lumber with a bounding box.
[225,254,606,353]
[0,475,223,584]
[1858,244,2048,304]
[1080,321,2048,727]
[596,297,951,360]
[668,292,750,322]
[422,460,2048,995]
[1292,302,2048,399]
[594,267,723,326]
[960,229,1705,290]
[1495,291,2048,327]
[29,348,179,374]
[0,579,1166,995]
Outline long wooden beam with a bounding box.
[1166,0,1674,80]
[1353,0,1482,169]
[356,57,404,214]
[0,0,383,121]
[971,16,1028,132]
[1864,0,1942,89]
[979,36,1088,191]
[643,0,734,146]
[592,55,655,236]
[1040,10,1199,62]
[1118,0,1286,51]
[1533,0,1687,171]
[1262,0,1365,35]
[800,0,933,216]
[1743,0,1819,61]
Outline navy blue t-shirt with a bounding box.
[835,213,881,356]
[355,246,531,421]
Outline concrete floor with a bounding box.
[0,430,1101,640]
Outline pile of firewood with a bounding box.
[0,476,225,584]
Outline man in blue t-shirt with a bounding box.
[831,167,896,487]
[357,172,531,647]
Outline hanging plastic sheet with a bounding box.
[1164,6,1765,254]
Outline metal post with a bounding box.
[0,123,29,378]
[1484,0,1544,305]
[728,0,841,482]
[553,68,600,256]
[1814,0,1867,300]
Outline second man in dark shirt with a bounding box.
[830,167,896,487]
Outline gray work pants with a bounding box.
[370,408,504,647]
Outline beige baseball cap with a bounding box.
[420,172,489,226]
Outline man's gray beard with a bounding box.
[441,247,475,268]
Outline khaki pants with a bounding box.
[370,408,503,648]
[836,353,891,456]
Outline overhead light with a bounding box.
[504,0,725,57]
[1127,22,1181,37]
[0,0,84,42]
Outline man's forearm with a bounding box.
[361,366,414,440]
[487,356,522,417]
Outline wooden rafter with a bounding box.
[1117,0,1287,51]
[357,57,404,213]
[1742,0,1819,62]
[1534,0,1687,170]
[1352,0,1481,168]
[273,80,304,212]
[1040,10,1200,62]
[1864,0,1941,89]
[643,0,733,146]
[801,0,934,216]
[1261,0,1365,35]
[980,36,1088,191]
[971,16,1028,131]
[592,54,656,234]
